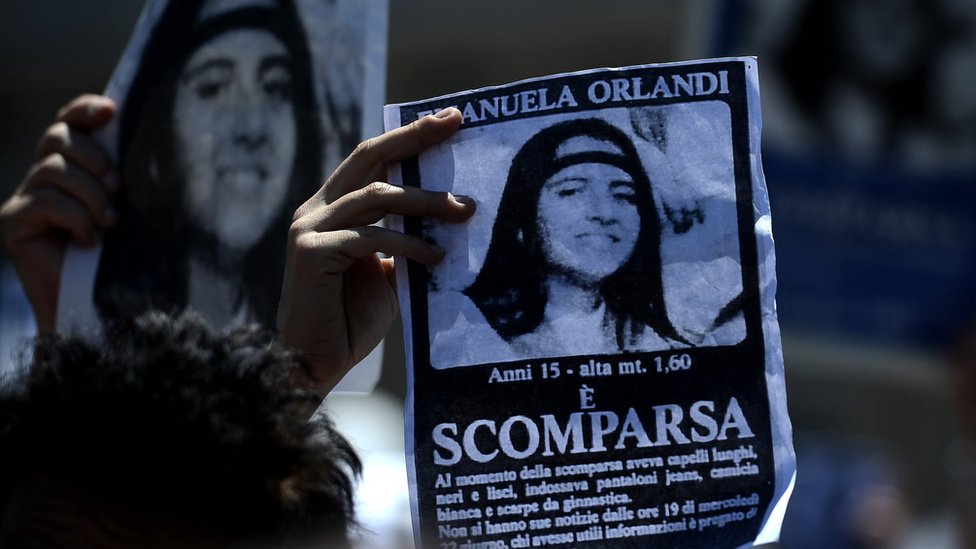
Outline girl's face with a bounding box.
[536,162,641,285]
[173,29,296,251]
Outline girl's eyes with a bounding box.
[262,79,292,100]
[546,178,637,202]
[184,62,292,102]
[188,67,232,100]
[554,188,635,203]
[260,65,292,100]
[613,192,637,204]
[610,181,637,203]
[264,82,291,99]
[195,80,226,99]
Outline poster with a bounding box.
[54,0,388,392]
[387,58,794,547]
[709,0,976,350]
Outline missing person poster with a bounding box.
[386,58,794,547]
[54,0,388,392]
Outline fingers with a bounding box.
[16,94,120,234]
[0,94,116,333]
[297,225,448,268]
[288,108,471,270]
[36,122,118,185]
[298,182,475,232]
[3,188,101,248]
[22,154,117,227]
[322,107,462,203]
[54,94,116,132]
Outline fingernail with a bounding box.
[434,107,459,119]
[452,194,475,208]
[104,207,118,225]
[104,170,121,191]
[88,99,112,116]
[427,241,445,254]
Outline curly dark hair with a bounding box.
[0,312,360,546]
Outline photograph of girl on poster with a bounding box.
[93,0,365,328]
[425,104,747,369]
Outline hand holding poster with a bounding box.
[53,0,388,392]
[386,58,794,547]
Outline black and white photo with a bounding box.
[387,58,794,548]
[422,104,745,369]
[56,0,387,332]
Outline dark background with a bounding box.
[2,1,974,547]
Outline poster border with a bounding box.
[389,56,795,547]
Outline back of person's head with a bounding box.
[0,311,359,548]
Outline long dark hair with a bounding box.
[465,118,685,348]
[94,0,325,327]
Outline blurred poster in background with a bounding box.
[49,0,386,392]
[708,0,976,546]
[714,0,976,351]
